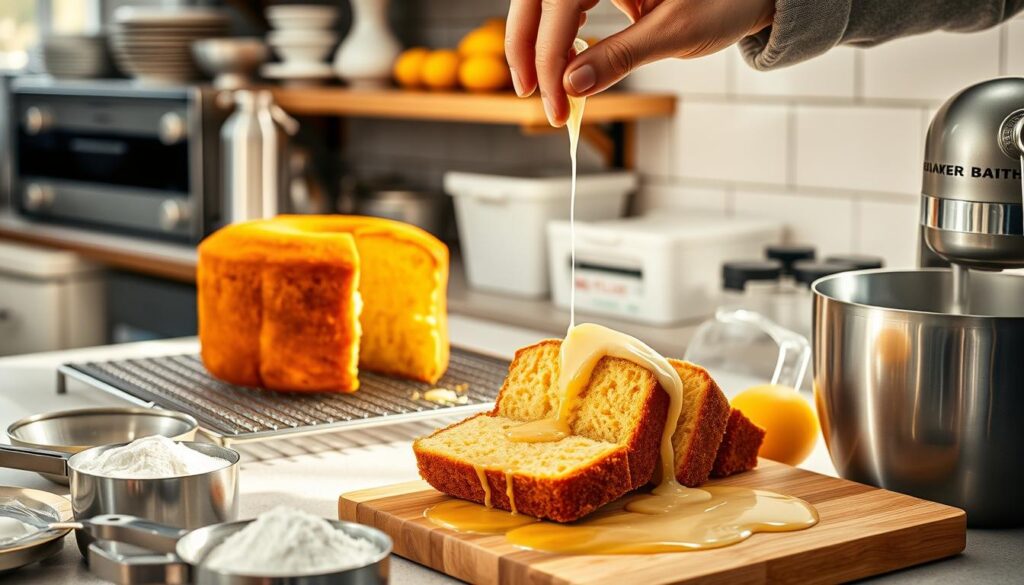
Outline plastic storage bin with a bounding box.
[0,240,105,355]
[547,213,782,325]
[445,170,635,297]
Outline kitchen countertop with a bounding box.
[1,314,1021,584]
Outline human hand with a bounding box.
[505,0,775,126]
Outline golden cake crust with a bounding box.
[668,360,731,486]
[712,408,766,478]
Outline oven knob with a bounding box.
[23,183,55,211]
[159,112,187,145]
[158,199,191,232]
[24,106,53,135]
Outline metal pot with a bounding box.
[0,441,239,555]
[812,268,1024,526]
[355,189,446,236]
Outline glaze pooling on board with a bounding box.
[426,484,818,554]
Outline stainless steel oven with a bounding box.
[9,77,227,242]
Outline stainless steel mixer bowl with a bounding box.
[812,268,1024,526]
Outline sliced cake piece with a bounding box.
[667,360,731,486]
[414,340,668,522]
[712,408,766,478]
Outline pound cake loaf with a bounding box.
[711,408,766,478]
[414,340,669,522]
[198,215,448,392]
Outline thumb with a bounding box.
[563,13,667,97]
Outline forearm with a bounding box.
[739,0,1024,70]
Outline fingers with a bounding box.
[535,0,598,127]
[563,2,672,98]
[506,0,541,97]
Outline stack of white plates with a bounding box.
[110,6,229,84]
[262,4,338,86]
[42,34,113,78]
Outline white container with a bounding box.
[0,241,106,356]
[547,213,782,325]
[445,170,636,297]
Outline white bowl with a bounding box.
[268,33,336,64]
[267,29,337,44]
[266,5,338,31]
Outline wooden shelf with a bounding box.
[270,87,675,126]
[0,214,196,282]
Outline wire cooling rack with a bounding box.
[57,347,510,445]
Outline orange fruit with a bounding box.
[731,384,819,466]
[458,54,510,92]
[458,26,504,58]
[421,49,460,90]
[393,47,430,88]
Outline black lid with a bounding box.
[722,259,783,291]
[793,260,857,286]
[765,244,816,274]
[824,254,884,270]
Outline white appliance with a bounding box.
[445,170,635,297]
[547,213,782,325]
[0,240,106,355]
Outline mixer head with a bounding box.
[921,77,1024,270]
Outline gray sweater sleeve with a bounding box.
[739,0,1024,70]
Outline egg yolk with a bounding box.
[731,384,819,466]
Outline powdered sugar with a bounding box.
[75,435,229,479]
[203,506,381,576]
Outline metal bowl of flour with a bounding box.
[76,514,392,584]
[0,440,239,557]
[7,407,199,484]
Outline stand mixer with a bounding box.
[813,77,1024,527]
[919,77,1024,273]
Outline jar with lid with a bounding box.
[720,259,784,316]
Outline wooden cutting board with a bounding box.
[339,460,966,585]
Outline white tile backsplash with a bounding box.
[733,46,857,98]
[625,52,732,95]
[1006,20,1024,76]
[635,117,672,177]
[862,28,1002,102]
[635,182,731,215]
[733,190,856,257]
[856,199,921,268]
[795,105,923,194]
[675,102,789,185]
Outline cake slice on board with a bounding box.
[413,341,734,522]
[712,408,767,478]
[415,340,668,522]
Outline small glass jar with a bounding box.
[720,259,784,317]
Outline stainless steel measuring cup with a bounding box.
[0,441,239,556]
[64,514,391,584]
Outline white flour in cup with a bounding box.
[75,435,228,479]
[203,506,380,576]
